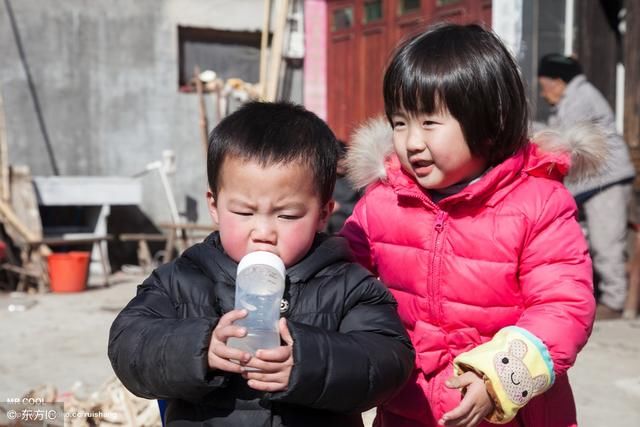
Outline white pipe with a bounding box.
[156,165,181,225]
[564,0,574,55]
[138,161,181,225]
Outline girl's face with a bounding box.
[391,109,487,190]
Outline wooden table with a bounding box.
[158,222,216,263]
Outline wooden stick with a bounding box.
[0,198,40,243]
[265,0,290,101]
[624,230,640,319]
[194,65,209,155]
[115,387,137,427]
[0,89,9,203]
[0,197,52,264]
[259,0,272,100]
[213,85,222,122]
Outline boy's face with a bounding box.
[207,156,334,267]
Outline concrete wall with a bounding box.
[0,0,301,226]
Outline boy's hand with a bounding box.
[438,372,494,426]
[208,309,251,373]
[242,318,294,392]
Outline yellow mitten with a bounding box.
[453,326,554,423]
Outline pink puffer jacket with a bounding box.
[341,122,596,427]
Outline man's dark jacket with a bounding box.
[108,232,414,426]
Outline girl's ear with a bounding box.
[317,199,336,231]
[206,191,220,225]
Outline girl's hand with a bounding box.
[438,372,494,426]
[208,309,251,373]
[242,318,294,392]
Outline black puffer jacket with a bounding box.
[108,232,414,427]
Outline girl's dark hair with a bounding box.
[383,23,529,166]
[207,101,339,203]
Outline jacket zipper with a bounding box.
[398,191,448,406]
[434,210,446,232]
[398,191,447,323]
[430,210,447,323]
[429,209,447,410]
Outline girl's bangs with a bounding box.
[385,59,445,117]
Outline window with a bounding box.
[177,26,266,90]
[332,7,354,31]
[364,0,383,24]
[399,0,421,15]
[437,0,461,5]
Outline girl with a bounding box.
[341,24,598,427]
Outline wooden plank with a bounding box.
[0,198,40,244]
[624,0,640,185]
[259,0,272,100]
[158,222,215,232]
[119,233,167,242]
[194,65,209,155]
[36,235,112,246]
[623,0,639,315]
[265,0,290,101]
[0,262,40,276]
[6,165,42,243]
[119,233,166,271]
[624,229,640,319]
[0,89,9,203]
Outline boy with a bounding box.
[108,102,414,427]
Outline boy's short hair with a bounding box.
[207,102,339,203]
[538,54,582,83]
[383,23,529,166]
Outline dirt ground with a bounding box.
[1,272,639,426]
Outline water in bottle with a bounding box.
[227,251,285,356]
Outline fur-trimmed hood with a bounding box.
[346,117,608,192]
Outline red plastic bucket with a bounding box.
[47,251,90,293]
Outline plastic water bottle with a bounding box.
[227,251,286,355]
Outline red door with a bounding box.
[327,1,359,142]
[326,0,492,142]
[359,1,389,125]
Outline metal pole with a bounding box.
[564,0,575,56]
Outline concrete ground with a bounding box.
[1,273,639,426]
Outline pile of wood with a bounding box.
[21,377,161,427]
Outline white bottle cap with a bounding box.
[237,251,286,279]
